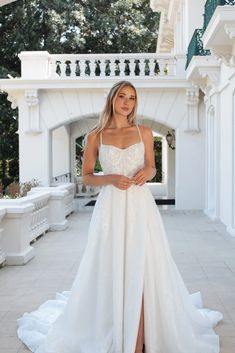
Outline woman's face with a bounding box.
[114,85,136,117]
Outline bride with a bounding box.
[17,80,223,353]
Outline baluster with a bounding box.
[109,58,116,76]
[89,59,96,77]
[164,62,169,75]
[138,58,146,76]
[79,59,86,77]
[124,60,130,76]
[70,60,77,78]
[99,59,106,77]
[55,60,61,76]
[60,60,67,77]
[154,60,160,75]
[105,60,111,76]
[128,59,135,76]
[95,60,101,76]
[75,60,81,76]
[65,61,71,76]
[134,60,140,76]
[148,58,156,76]
[118,59,125,76]
[85,61,91,76]
[144,60,150,76]
[157,59,165,76]
[114,60,120,76]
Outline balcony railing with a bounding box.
[52,173,71,184]
[186,0,235,69]
[186,29,211,68]
[203,0,235,31]
[49,53,177,78]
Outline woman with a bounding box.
[17,80,223,353]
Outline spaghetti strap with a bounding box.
[136,124,142,142]
[100,130,103,145]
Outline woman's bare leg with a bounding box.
[135,295,144,353]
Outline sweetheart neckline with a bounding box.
[100,141,144,151]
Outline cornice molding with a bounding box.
[224,24,235,40]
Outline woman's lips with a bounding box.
[121,107,129,111]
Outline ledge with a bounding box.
[186,56,220,94]
[202,6,235,66]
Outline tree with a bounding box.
[0,0,160,187]
[0,93,18,186]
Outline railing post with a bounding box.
[18,51,50,79]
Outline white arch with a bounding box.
[39,88,186,132]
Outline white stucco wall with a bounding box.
[52,126,70,178]
[167,147,175,198]
[184,0,205,46]
[175,99,205,209]
[218,72,235,231]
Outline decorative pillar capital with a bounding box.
[24,89,41,135]
[186,87,199,105]
[25,90,39,107]
[185,87,200,134]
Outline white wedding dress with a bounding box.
[17,125,223,353]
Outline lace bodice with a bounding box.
[98,126,145,178]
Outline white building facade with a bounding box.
[0,0,235,241]
[151,0,235,234]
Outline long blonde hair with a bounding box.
[85,81,138,145]
[98,80,138,130]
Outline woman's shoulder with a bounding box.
[137,124,153,138]
[85,127,101,146]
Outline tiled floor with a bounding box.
[1,199,235,353]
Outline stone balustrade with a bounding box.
[28,183,75,231]
[1,202,35,265]
[18,51,184,80]
[49,53,177,78]
[0,183,75,266]
[27,192,50,242]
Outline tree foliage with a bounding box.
[0,0,160,186]
[0,0,159,76]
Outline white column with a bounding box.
[18,96,52,186]
[167,146,176,199]
[18,51,50,79]
[175,118,205,210]
[161,137,168,184]
[228,91,235,235]
[52,126,70,179]
[205,106,216,218]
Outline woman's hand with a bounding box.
[110,174,135,190]
[132,167,154,186]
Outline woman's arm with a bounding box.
[82,130,134,189]
[132,126,156,185]
[82,131,111,186]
